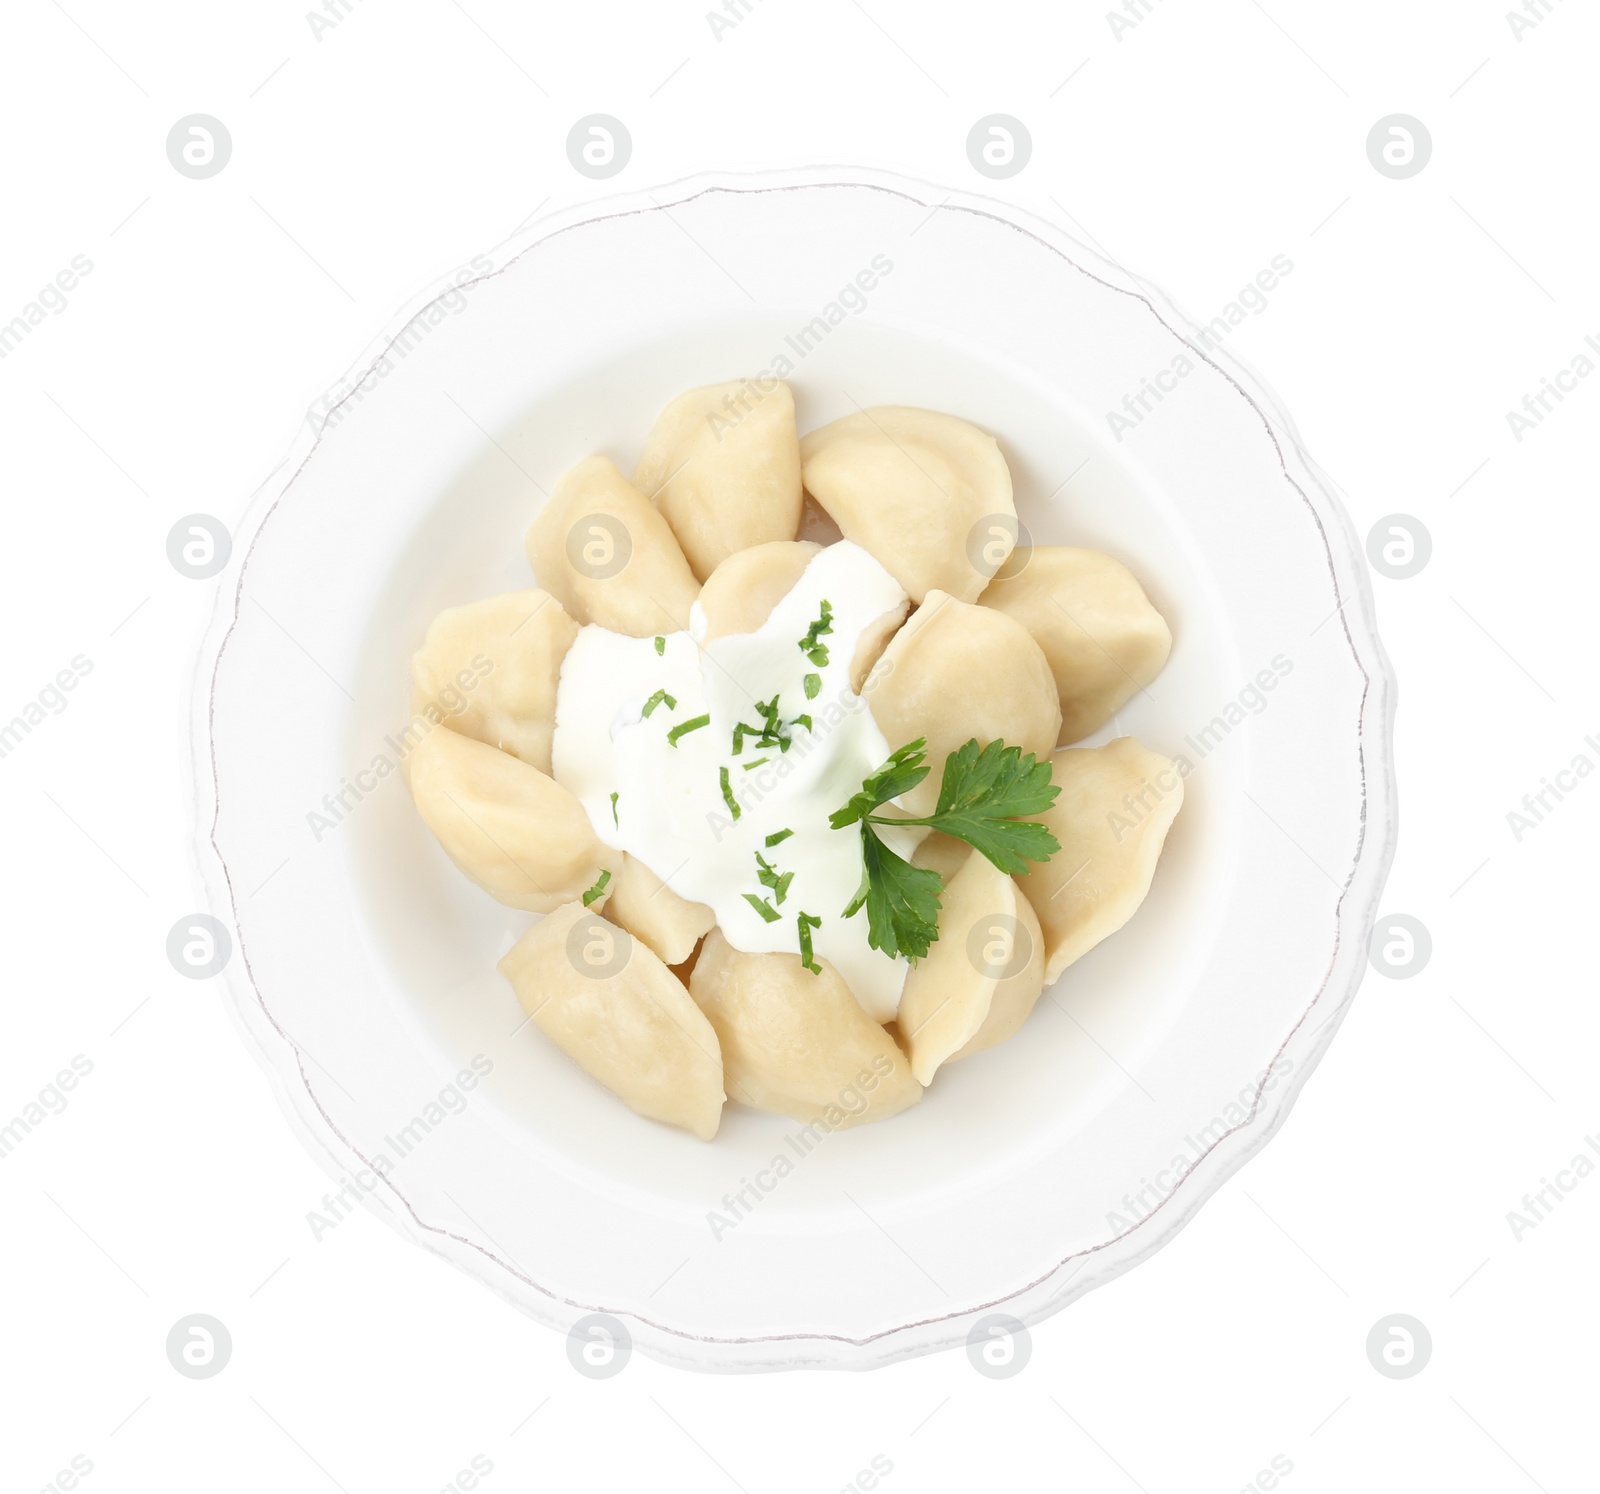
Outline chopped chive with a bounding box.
[797,911,822,974]
[641,688,677,718]
[667,713,710,746]
[765,828,794,848]
[804,672,821,699]
[741,757,770,771]
[719,765,741,821]
[609,791,619,827]
[743,893,781,923]
[654,635,666,655]
[798,600,833,668]
[581,869,611,907]
[752,851,794,907]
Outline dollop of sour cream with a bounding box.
[551,541,916,1021]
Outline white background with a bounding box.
[2,0,1596,1490]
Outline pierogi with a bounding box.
[405,380,1183,1139]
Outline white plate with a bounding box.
[190,168,1396,1371]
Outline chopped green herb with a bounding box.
[654,635,666,655]
[832,738,1062,961]
[609,791,619,827]
[581,869,612,907]
[792,714,813,733]
[667,713,710,746]
[719,764,741,821]
[797,911,822,974]
[743,892,781,923]
[804,672,822,699]
[733,694,794,755]
[741,757,771,771]
[641,688,677,718]
[798,600,834,667]
[756,695,792,752]
[754,852,792,905]
[764,828,794,848]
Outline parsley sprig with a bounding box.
[830,737,1061,962]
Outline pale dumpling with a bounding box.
[409,589,578,773]
[898,846,1045,1084]
[800,407,1014,604]
[1018,737,1184,983]
[697,538,908,689]
[869,591,1061,815]
[981,547,1172,745]
[407,726,619,912]
[499,902,725,1140]
[525,455,699,636]
[848,592,910,695]
[697,540,819,641]
[604,853,715,966]
[633,379,803,581]
[689,931,922,1128]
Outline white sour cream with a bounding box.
[551,541,915,1020]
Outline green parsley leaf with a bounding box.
[797,911,822,974]
[667,713,710,745]
[764,828,794,848]
[840,822,943,962]
[654,635,666,655]
[641,688,677,718]
[804,672,822,699]
[828,738,933,829]
[743,892,781,923]
[798,599,833,668]
[581,869,611,907]
[755,851,793,906]
[916,737,1062,874]
[832,737,1062,960]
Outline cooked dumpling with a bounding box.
[499,902,725,1139]
[406,726,619,912]
[1018,737,1184,982]
[981,547,1172,745]
[799,407,1014,603]
[525,455,699,636]
[633,379,803,581]
[849,592,910,695]
[697,540,819,641]
[604,853,715,966]
[409,589,578,773]
[689,931,922,1127]
[869,591,1061,815]
[897,846,1045,1084]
